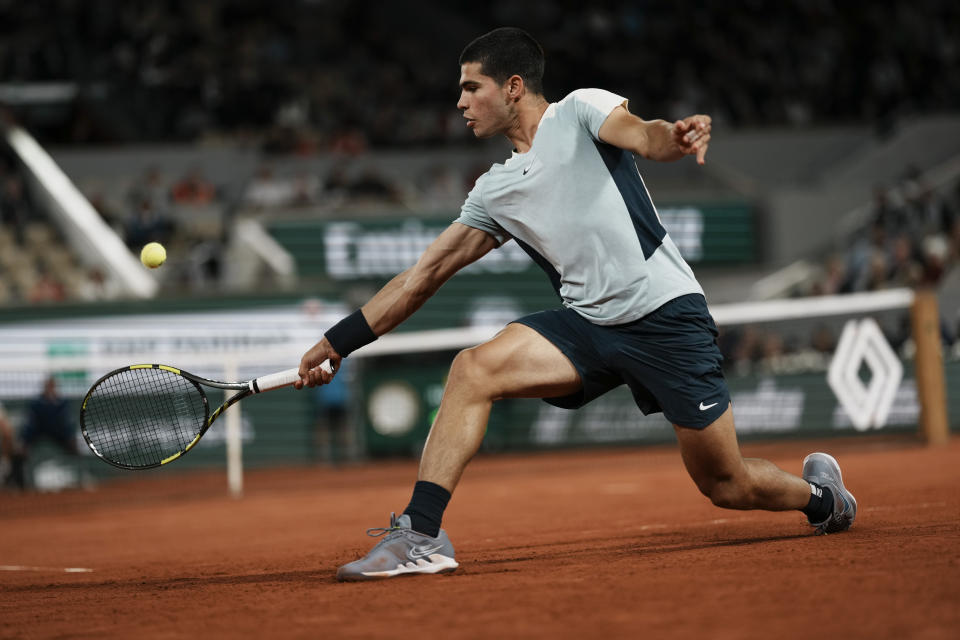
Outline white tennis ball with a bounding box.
[140,242,166,269]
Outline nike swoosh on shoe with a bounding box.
[407,545,444,561]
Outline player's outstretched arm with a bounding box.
[598,106,712,165]
[296,223,497,388]
[362,222,497,335]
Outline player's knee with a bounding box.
[696,474,751,509]
[448,347,499,398]
[709,481,748,509]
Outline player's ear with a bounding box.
[506,75,524,101]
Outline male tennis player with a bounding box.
[297,27,856,581]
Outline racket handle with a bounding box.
[252,360,334,393]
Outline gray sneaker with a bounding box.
[337,513,459,582]
[802,452,857,535]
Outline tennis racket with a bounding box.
[79,361,332,470]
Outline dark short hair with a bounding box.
[459,27,545,95]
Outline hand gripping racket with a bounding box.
[79,361,332,470]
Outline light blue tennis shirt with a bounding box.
[456,88,704,325]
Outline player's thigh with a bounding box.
[673,405,745,488]
[454,322,582,400]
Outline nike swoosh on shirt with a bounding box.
[523,166,531,175]
[699,402,718,411]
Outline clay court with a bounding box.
[1,435,957,639]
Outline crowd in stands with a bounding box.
[811,168,960,297]
[0,1,956,148]
[0,145,68,304]
[90,164,226,294]
[3,1,960,378]
[0,139,231,305]
[721,168,960,375]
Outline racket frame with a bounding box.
[79,364,304,470]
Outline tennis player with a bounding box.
[297,27,856,581]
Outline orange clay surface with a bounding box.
[1,435,958,640]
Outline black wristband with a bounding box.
[324,309,378,357]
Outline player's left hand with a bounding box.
[673,115,711,165]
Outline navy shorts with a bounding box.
[512,294,730,429]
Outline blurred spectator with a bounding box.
[864,250,892,292]
[76,266,122,302]
[870,186,908,236]
[290,171,322,208]
[719,325,763,376]
[349,169,402,204]
[842,221,888,292]
[328,129,369,155]
[27,268,65,304]
[311,359,354,466]
[0,169,30,243]
[315,164,402,208]
[126,166,169,214]
[810,324,836,355]
[900,166,954,239]
[123,197,175,249]
[756,333,787,375]
[887,232,923,288]
[810,253,850,296]
[324,165,353,201]
[170,167,218,205]
[243,165,299,209]
[262,124,319,156]
[2,376,79,491]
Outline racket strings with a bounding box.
[82,368,207,468]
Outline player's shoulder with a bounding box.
[556,88,623,108]
[473,163,499,183]
[551,89,624,123]
[550,89,628,138]
[480,156,521,180]
[553,89,588,115]
[558,88,610,102]
[463,163,501,201]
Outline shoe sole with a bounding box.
[802,452,857,533]
[337,554,459,582]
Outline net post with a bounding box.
[224,359,244,497]
[910,288,950,446]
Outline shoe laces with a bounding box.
[366,512,404,539]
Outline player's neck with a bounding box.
[504,96,549,154]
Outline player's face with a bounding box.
[457,62,512,138]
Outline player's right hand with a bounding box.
[296,338,341,388]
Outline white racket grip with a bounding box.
[251,360,333,393]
